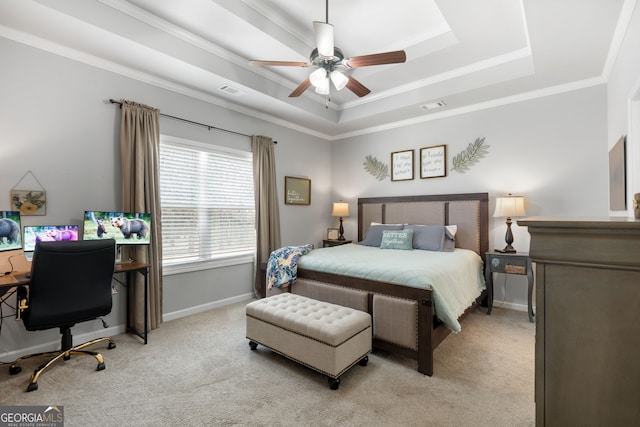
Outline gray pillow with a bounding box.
[403,225,445,251]
[380,229,414,250]
[360,224,404,247]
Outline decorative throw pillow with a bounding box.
[380,229,414,250]
[403,225,445,251]
[403,224,457,251]
[443,225,457,252]
[360,224,404,247]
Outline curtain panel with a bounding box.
[252,135,281,298]
[119,100,163,331]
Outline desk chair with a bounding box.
[9,239,117,392]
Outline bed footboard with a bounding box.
[295,269,436,375]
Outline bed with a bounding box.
[290,193,489,376]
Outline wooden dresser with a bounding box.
[518,217,640,426]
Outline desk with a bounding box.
[0,261,150,344]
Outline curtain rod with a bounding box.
[109,99,276,143]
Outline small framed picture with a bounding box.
[284,176,311,205]
[327,228,339,240]
[420,145,447,179]
[390,149,414,181]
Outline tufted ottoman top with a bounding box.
[246,293,371,347]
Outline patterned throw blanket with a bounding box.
[266,244,314,289]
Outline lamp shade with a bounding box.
[493,195,526,218]
[330,70,349,91]
[309,68,327,87]
[332,202,349,217]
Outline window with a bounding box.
[159,135,255,273]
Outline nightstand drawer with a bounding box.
[489,255,528,274]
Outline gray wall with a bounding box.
[0,38,330,358]
[331,86,608,311]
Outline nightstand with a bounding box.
[485,251,534,322]
[322,239,352,248]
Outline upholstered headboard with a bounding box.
[357,193,489,256]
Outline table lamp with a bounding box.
[493,194,526,253]
[331,202,349,240]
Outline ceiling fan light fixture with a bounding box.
[330,70,348,91]
[309,68,327,88]
[314,77,330,95]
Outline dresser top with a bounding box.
[518,216,640,230]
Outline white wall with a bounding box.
[332,86,609,311]
[607,2,640,211]
[0,38,330,357]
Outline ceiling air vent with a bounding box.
[218,85,244,96]
[420,101,446,110]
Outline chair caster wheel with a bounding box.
[9,366,22,375]
[249,341,258,350]
[358,356,369,366]
[97,362,106,371]
[27,382,38,392]
[328,377,340,390]
[108,342,116,350]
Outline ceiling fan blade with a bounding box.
[343,50,407,68]
[289,78,312,97]
[249,60,311,67]
[313,21,334,57]
[345,76,371,97]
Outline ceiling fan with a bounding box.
[249,0,406,98]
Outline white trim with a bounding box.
[0,325,126,362]
[163,254,254,276]
[602,0,638,80]
[162,292,254,322]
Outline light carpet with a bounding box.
[0,301,535,426]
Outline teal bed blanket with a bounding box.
[297,243,486,332]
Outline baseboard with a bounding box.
[0,324,126,362]
[162,292,254,322]
[492,300,534,313]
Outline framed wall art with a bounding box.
[391,149,414,181]
[327,228,339,240]
[420,145,447,179]
[284,176,311,205]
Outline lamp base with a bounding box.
[495,246,517,254]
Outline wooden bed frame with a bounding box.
[294,192,489,376]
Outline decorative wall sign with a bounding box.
[420,145,447,178]
[608,135,626,210]
[451,137,489,173]
[10,190,47,215]
[362,155,389,181]
[391,149,414,181]
[284,176,311,205]
[10,170,47,215]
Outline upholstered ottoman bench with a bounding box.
[246,292,371,389]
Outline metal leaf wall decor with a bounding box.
[451,137,489,173]
[363,155,389,181]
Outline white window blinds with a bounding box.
[159,136,255,270]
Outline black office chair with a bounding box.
[9,239,117,391]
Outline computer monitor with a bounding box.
[0,211,22,252]
[23,225,80,252]
[83,211,151,245]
